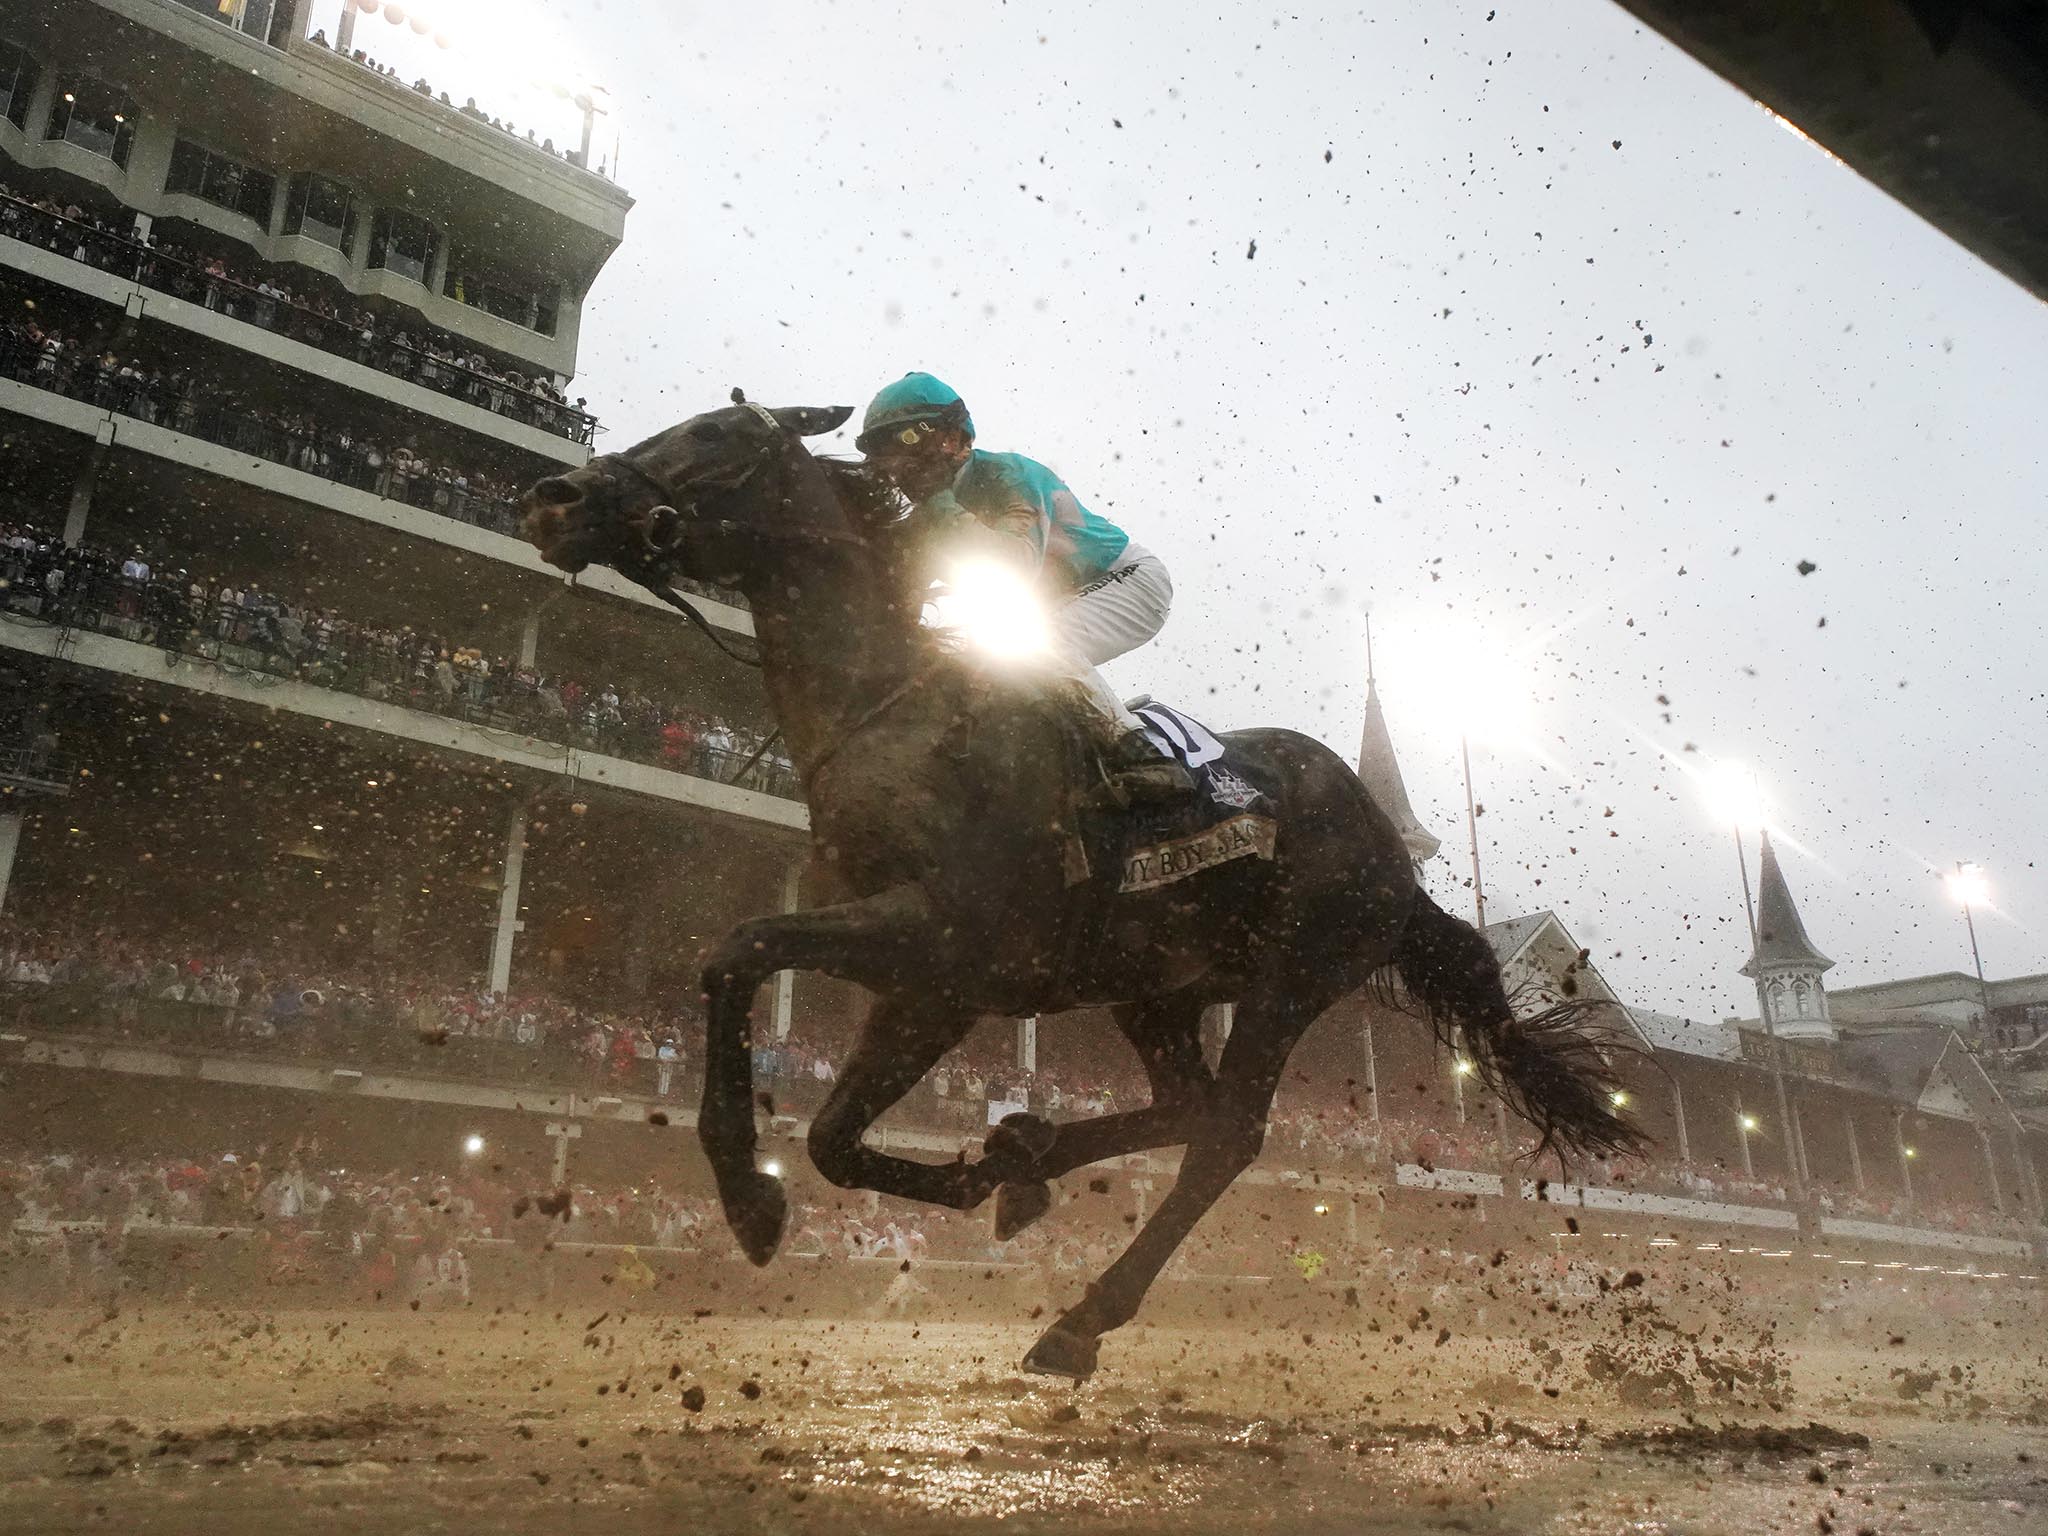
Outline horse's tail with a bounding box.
[1388,888,1647,1164]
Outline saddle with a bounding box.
[1018,698,1281,1007]
[1062,699,1281,893]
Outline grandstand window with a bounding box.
[442,246,560,336]
[43,75,138,168]
[166,139,278,227]
[282,171,360,253]
[367,207,440,285]
[165,0,278,44]
[0,41,38,132]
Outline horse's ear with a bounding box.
[770,404,854,437]
[529,475,582,506]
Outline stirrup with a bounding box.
[1117,759,1197,805]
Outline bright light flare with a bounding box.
[1396,626,1541,748]
[1701,759,1766,831]
[923,559,1054,661]
[1947,862,1990,909]
[1739,1114,1759,1133]
[462,1133,485,1156]
[762,1160,784,1180]
[1453,1058,1475,1077]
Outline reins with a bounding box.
[583,427,923,794]
[799,665,940,792]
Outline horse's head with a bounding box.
[520,400,853,587]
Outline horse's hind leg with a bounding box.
[990,995,1213,1238]
[805,994,997,1209]
[1021,986,1322,1381]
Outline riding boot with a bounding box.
[1089,728,1196,809]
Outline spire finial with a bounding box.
[1364,612,1375,687]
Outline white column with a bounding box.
[1894,1111,1915,1208]
[1362,1016,1381,1122]
[1844,1107,1865,1191]
[1735,1090,1754,1180]
[369,865,409,958]
[22,63,57,142]
[64,442,105,547]
[2011,1129,2045,1223]
[487,801,529,995]
[771,860,801,1040]
[1980,1129,2005,1211]
[519,605,543,670]
[0,812,22,915]
[1671,1077,1690,1164]
[1016,1015,1038,1075]
[544,1120,580,1186]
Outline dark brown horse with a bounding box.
[521,397,1643,1379]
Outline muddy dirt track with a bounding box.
[2,1305,2043,1535]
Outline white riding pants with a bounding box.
[1052,545,1172,736]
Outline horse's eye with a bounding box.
[689,422,726,443]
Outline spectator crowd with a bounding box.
[0,523,798,795]
[0,913,704,1100]
[0,908,2036,1247]
[0,306,530,538]
[2,180,596,444]
[301,30,612,177]
[5,1140,2029,1337]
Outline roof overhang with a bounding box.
[1607,0,2048,304]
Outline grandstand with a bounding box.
[0,0,832,1036]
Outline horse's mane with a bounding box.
[815,457,911,543]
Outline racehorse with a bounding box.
[520,395,1644,1379]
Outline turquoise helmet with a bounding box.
[856,371,976,454]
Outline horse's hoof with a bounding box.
[728,1171,787,1267]
[1022,1323,1100,1381]
[993,1179,1053,1241]
[984,1112,1057,1176]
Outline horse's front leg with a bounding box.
[805,994,987,1206]
[698,882,937,1265]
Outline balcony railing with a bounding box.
[0,741,69,794]
[0,324,750,611]
[0,191,598,445]
[0,552,799,800]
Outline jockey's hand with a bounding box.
[923,511,1040,584]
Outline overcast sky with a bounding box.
[331,1,2048,1018]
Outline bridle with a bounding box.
[577,417,799,670]
[573,408,913,789]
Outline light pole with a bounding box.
[1947,862,1994,1037]
[1706,762,1805,1201]
[1401,623,1533,932]
[1943,863,2042,1219]
[1460,735,1485,929]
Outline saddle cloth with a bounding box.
[1106,701,1280,893]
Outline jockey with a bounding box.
[857,371,1194,805]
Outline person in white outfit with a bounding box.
[857,371,1192,805]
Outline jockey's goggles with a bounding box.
[856,401,969,457]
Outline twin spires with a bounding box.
[1355,623,1441,865]
[1742,829,1837,1040]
